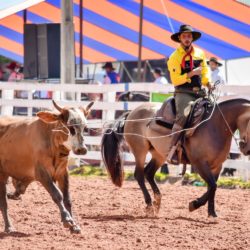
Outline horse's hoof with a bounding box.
[145,205,155,217]
[7,193,21,200]
[5,226,15,233]
[153,194,162,215]
[70,225,81,234]
[208,212,218,218]
[153,201,160,215]
[189,201,197,212]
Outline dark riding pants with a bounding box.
[174,92,197,127]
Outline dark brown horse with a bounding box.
[101,97,250,217]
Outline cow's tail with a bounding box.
[101,112,129,187]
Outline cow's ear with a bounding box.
[80,101,94,117]
[37,111,60,123]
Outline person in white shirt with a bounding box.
[153,68,168,84]
[208,57,239,176]
[207,57,225,86]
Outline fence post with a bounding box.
[76,91,81,103]
[27,90,33,117]
[52,90,61,102]
[1,89,14,116]
[102,92,116,121]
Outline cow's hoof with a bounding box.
[63,217,74,228]
[70,225,81,234]
[63,220,73,228]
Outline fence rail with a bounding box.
[0,81,249,178]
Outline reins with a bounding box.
[50,90,249,146]
[215,96,249,149]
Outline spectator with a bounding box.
[7,62,24,82]
[102,62,120,84]
[7,62,27,100]
[207,57,225,86]
[0,64,4,81]
[153,68,168,84]
[7,62,23,83]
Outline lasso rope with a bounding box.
[51,88,243,145]
[99,91,219,139]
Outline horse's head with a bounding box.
[37,100,94,155]
[239,119,250,156]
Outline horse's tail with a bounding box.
[101,112,129,187]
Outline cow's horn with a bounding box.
[52,100,63,112]
[86,101,94,112]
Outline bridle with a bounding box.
[214,93,248,149]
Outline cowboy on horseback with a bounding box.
[167,24,213,164]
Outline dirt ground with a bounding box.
[0,177,250,250]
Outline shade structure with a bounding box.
[0,0,45,19]
[0,0,249,64]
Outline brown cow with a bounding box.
[0,100,94,234]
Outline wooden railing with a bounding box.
[0,81,250,179]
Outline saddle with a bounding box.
[150,96,213,165]
[154,96,213,138]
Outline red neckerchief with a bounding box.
[181,47,194,70]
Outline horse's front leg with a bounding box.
[207,173,220,217]
[189,163,218,217]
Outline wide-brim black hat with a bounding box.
[153,67,163,76]
[102,62,115,70]
[171,24,201,43]
[207,57,222,67]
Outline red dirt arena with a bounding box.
[1,177,250,250]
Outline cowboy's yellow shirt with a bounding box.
[167,46,210,87]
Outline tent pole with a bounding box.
[61,0,75,99]
[121,62,134,82]
[225,59,228,83]
[23,10,27,24]
[137,0,144,82]
[79,0,83,78]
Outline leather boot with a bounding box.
[166,123,184,164]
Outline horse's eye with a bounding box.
[69,127,76,136]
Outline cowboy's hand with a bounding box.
[207,83,215,94]
[207,83,215,90]
[188,67,202,78]
[192,67,202,76]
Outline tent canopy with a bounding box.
[0,0,249,64]
[0,0,44,19]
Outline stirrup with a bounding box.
[167,145,179,164]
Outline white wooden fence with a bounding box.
[0,81,250,178]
